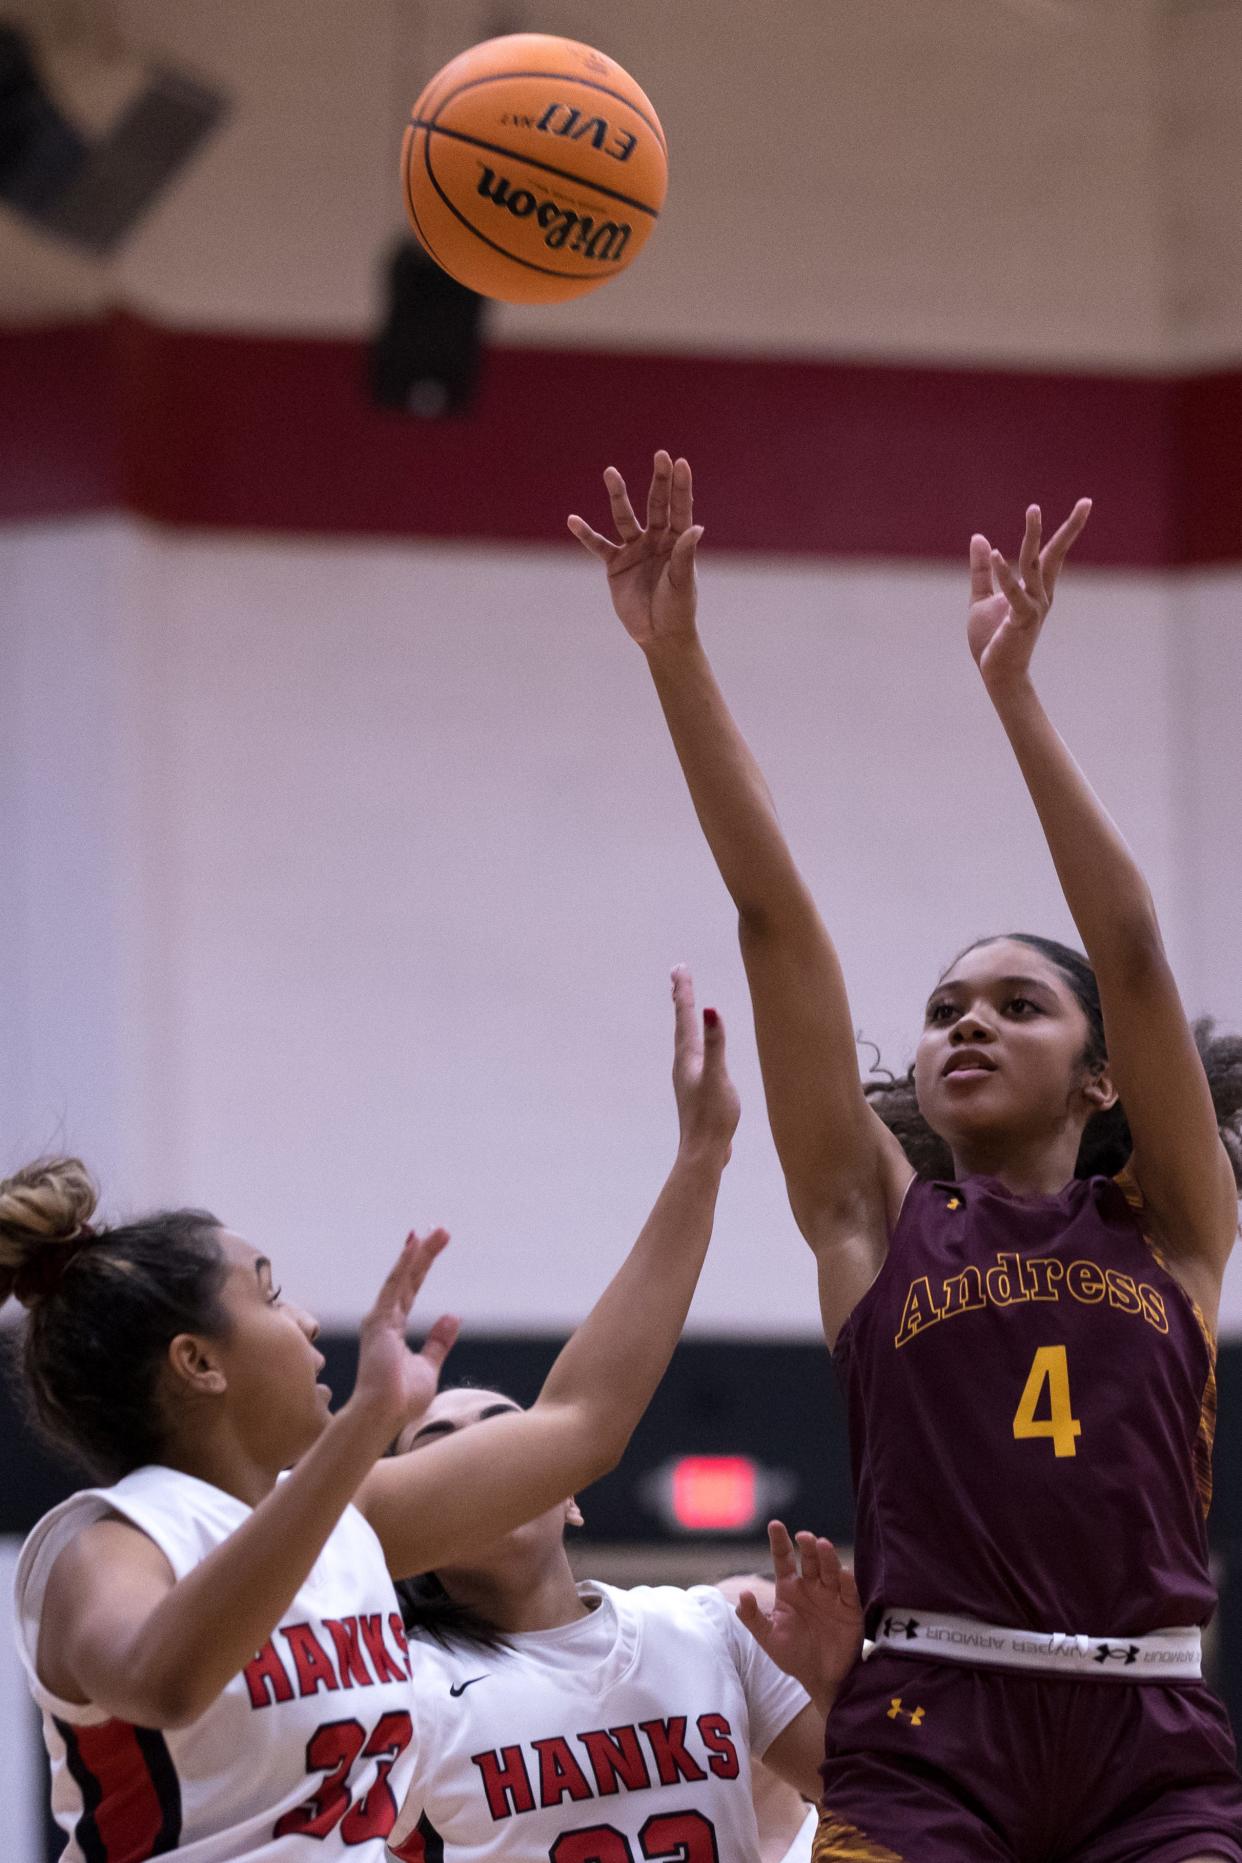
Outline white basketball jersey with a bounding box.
[390,1581,810,1861]
[778,1806,818,1863]
[14,1465,418,1861]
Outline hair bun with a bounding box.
[0,1158,100,1307]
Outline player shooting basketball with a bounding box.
[572,453,1242,1862]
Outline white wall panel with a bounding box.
[0,522,133,1183]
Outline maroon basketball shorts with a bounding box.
[814,1651,1242,1862]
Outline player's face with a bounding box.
[206,1231,330,1465]
[913,940,1102,1165]
[397,1387,577,1568]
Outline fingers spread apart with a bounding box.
[770,1519,856,1601]
[568,453,696,556]
[375,1227,450,1320]
[971,499,1090,609]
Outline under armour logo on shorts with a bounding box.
[1093,1643,1140,1665]
[882,1615,920,1639]
[887,1697,926,1726]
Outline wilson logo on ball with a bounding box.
[475,166,632,262]
[402,32,667,304]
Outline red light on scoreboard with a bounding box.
[670,1456,759,1532]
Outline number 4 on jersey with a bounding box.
[1012,1345,1082,1458]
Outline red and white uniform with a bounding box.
[389,1581,810,1862]
[15,1466,418,1862]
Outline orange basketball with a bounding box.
[401,34,668,305]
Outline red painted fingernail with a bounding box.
[704,1007,719,1029]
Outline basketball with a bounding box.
[401,34,668,305]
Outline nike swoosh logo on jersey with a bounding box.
[449,1676,489,1696]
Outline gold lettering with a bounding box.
[1138,1285,1169,1333]
[894,1275,945,1348]
[942,1265,985,1318]
[1105,1269,1142,1316]
[984,1252,1030,1306]
[1065,1259,1106,1303]
[1021,1257,1064,1301]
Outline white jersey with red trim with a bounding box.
[14,1465,418,1862]
[389,1580,811,1862]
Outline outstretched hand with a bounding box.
[351,1230,460,1437]
[568,451,703,652]
[735,1521,863,1708]
[671,965,740,1166]
[967,500,1091,690]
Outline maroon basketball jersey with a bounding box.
[834,1172,1218,1635]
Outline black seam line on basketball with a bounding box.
[420,68,667,154]
[410,121,660,219]
[422,132,628,282]
[403,131,454,275]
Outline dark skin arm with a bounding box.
[972,506,1237,1324]
[571,454,912,1346]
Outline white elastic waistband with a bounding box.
[873,1609,1202,1680]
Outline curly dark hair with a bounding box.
[863,934,1242,1188]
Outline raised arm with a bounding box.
[570,452,911,1341]
[727,1521,863,1799]
[48,973,736,1725]
[355,966,740,1575]
[43,1232,460,1727]
[972,504,1237,1320]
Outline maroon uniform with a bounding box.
[817,1173,1242,1862]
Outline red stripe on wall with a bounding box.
[3,322,119,521]
[1,311,1235,564]
[1178,371,1242,565]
